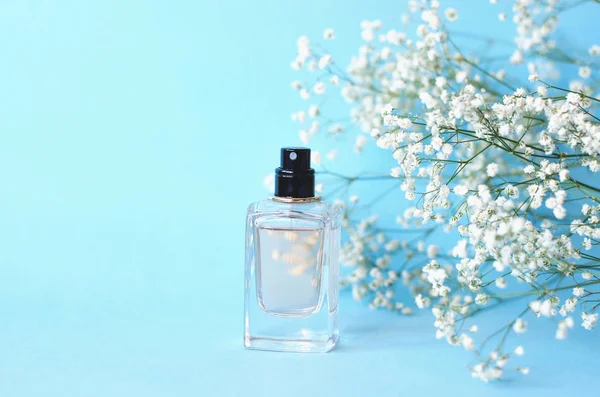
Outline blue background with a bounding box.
[0,1,598,396]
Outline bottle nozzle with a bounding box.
[274,147,315,198]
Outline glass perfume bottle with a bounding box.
[244,147,341,352]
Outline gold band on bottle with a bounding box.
[269,196,322,203]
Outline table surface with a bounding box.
[2,273,599,397]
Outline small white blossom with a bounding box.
[318,54,332,70]
[510,49,523,64]
[471,362,502,382]
[454,185,469,196]
[486,163,499,177]
[559,169,569,182]
[530,299,555,317]
[354,135,367,152]
[581,312,598,330]
[578,66,591,79]
[475,294,489,305]
[299,130,310,144]
[415,293,430,309]
[513,318,527,334]
[311,151,321,165]
[513,346,524,356]
[313,82,326,95]
[556,317,574,339]
[495,277,507,289]
[427,245,439,259]
[299,89,310,100]
[460,333,475,351]
[444,8,458,22]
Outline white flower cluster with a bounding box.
[289,0,600,383]
[505,0,559,63]
[339,209,431,315]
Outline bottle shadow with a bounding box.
[334,311,434,352]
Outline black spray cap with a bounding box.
[274,147,315,198]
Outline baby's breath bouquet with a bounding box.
[286,0,600,382]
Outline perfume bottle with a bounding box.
[244,147,341,352]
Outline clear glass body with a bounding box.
[244,197,341,352]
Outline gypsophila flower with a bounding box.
[556,317,574,339]
[514,346,524,356]
[444,8,458,22]
[313,82,326,95]
[311,151,321,165]
[427,245,439,259]
[486,163,499,177]
[323,28,335,40]
[299,130,309,144]
[581,312,598,330]
[454,185,468,196]
[578,66,591,79]
[318,54,332,70]
[513,318,527,334]
[530,300,556,317]
[581,272,593,280]
[495,277,507,289]
[510,49,523,64]
[461,333,475,350]
[471,362,502,383]
[354,135,367,152]
[308,104,319,118]
[475,294,489,305]
[299,89,310,100]
[573,287,585,297]
[415,294,430,309]
[589,44,600,56]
